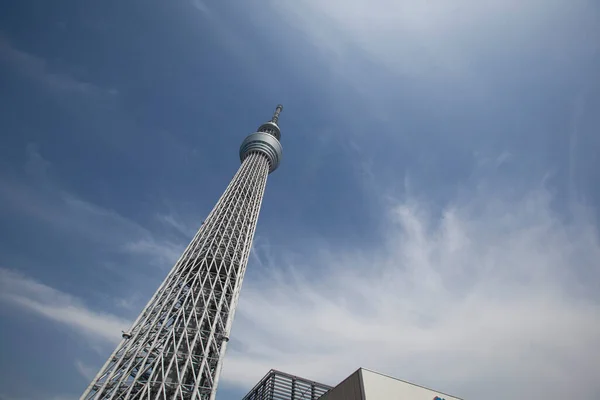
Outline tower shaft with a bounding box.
[81,106,284,400]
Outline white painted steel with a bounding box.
[81,107,283,400]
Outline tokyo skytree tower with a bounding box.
[81,105,285,400]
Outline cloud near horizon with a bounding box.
[221,183,600,399]
[2,176,598,399]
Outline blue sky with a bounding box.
[1,0,599,399]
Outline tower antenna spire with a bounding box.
[271,104,283,124]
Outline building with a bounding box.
[319,368,462,400]
[81,106,285,400]
[243,368,462,400]
[242,370,332,400]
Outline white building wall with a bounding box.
[361,369,462,400]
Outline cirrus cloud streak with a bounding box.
[223,185,600,400]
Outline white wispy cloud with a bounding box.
[155,213,199,237]
[75,360,97,381]
[0,35,117,96]
[123,238,184,269]
[0,144,184,270]
[221,186,600,399]
[266,0,599,129]
[273,0,596,80]
[0,268,130,344]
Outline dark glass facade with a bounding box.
[242,370,332,400]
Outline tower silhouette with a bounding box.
[82,105,285,400]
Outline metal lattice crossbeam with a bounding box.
[81,106,285,400]
[242,370,332,400]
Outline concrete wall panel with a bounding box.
[319,369,364,400]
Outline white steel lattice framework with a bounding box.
[81,105,285,400]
